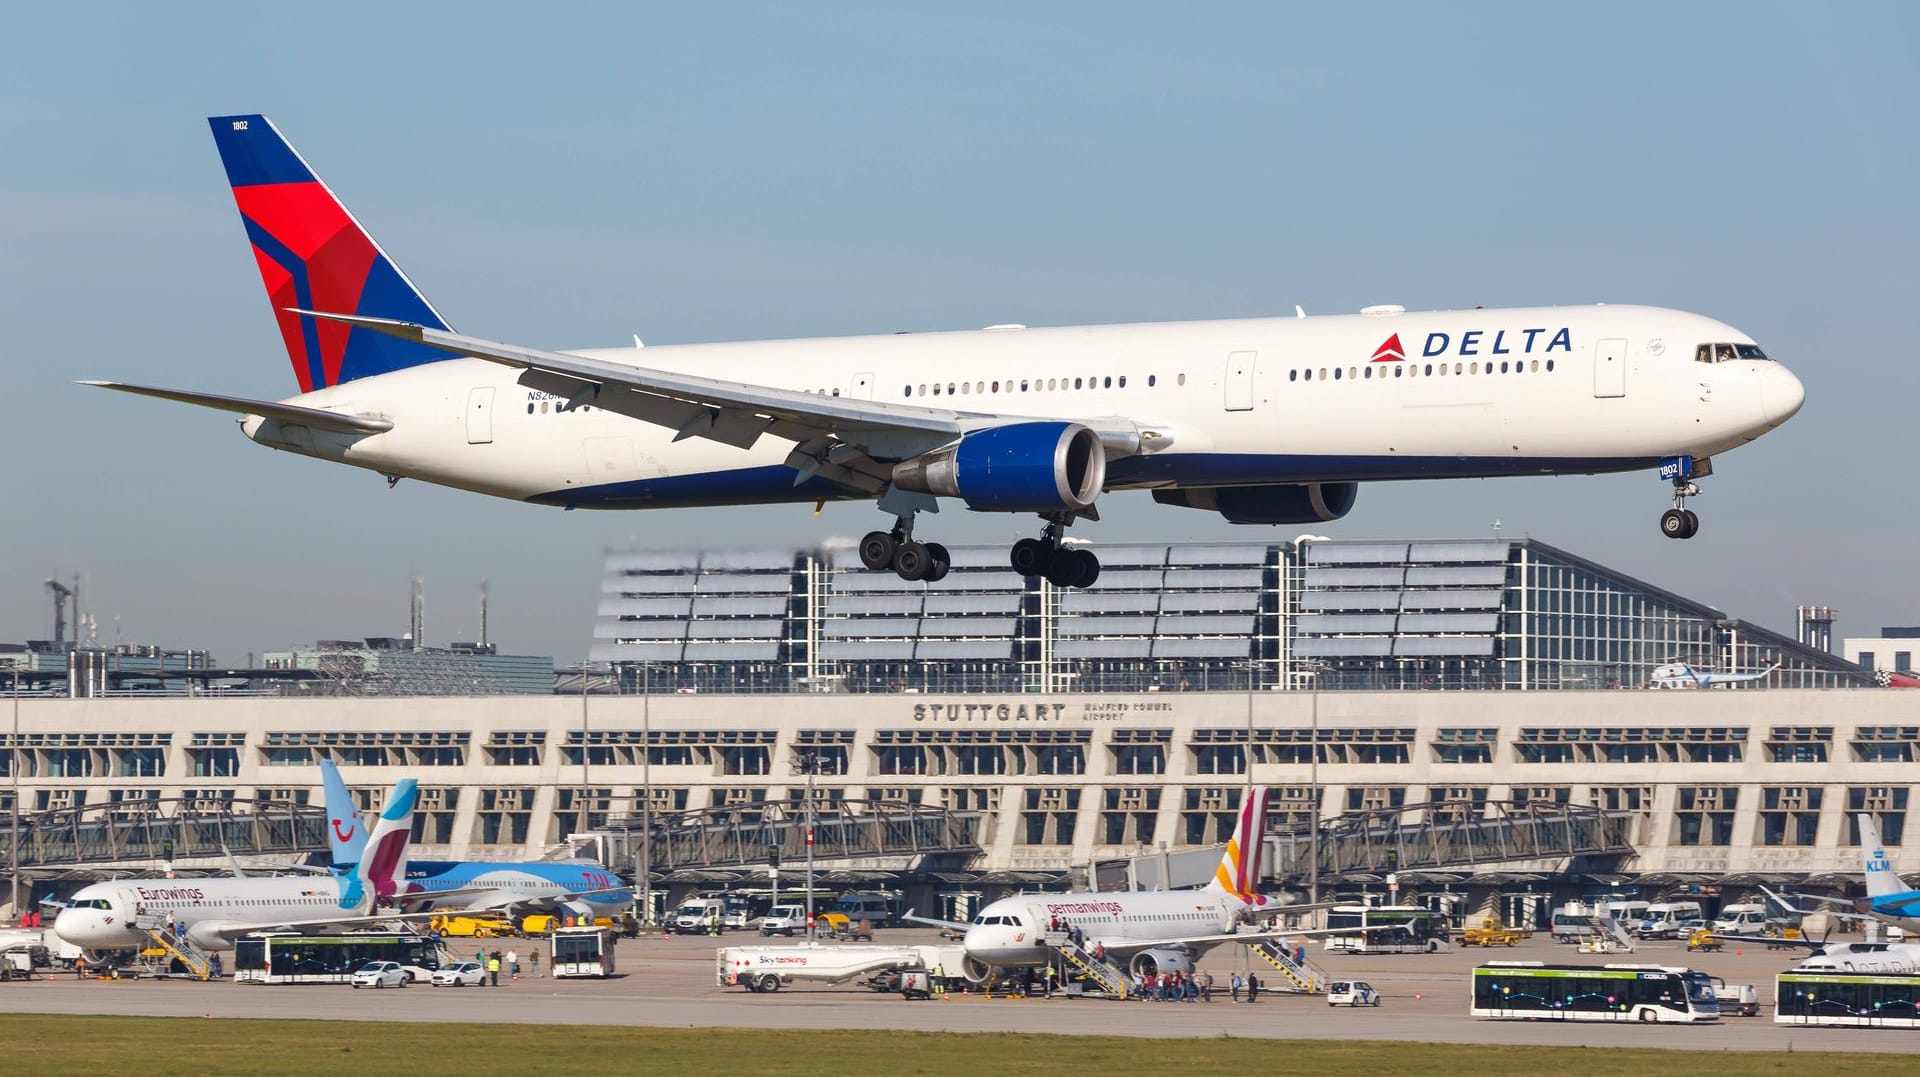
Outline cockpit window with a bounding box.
[1696,342,1769,363]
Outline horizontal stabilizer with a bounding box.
[80,381,393,434]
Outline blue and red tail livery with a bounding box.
[208,114,451,392]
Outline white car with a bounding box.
[349,961,409,989]
[1327,980,1381,1007]
[431,961,486,987]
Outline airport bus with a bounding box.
[1471,962,1720,1023]
[550,926,617,978]
[233,933,445,985]
[1776,970,1920,1027]
[1323,905,1448,954]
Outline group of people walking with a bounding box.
[1134,969,1212,1001]
[473,947,538,985]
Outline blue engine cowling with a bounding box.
[891,422,1105,513]
[1152,482,1358,524]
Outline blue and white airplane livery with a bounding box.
[88,114,1806,588]
[321,762,629,921]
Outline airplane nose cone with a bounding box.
[1762,365,1806,426]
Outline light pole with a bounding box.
[793,749,819,941]
[579,659,592,838]
[1303,662,1326,905]
[9,669,19,922]
[640,662,653,925]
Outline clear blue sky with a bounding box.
[2,2,1914,661]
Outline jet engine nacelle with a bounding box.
[1152,482,1358,524]
[961,954,998,984]
[556,899,599,922]
[891,422,1105,513]
[1127,948,1193,979]
[186,921,239,951]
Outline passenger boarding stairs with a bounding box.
[1250,939,1326,994]
[1043,932,1129,999]
[135,916,214,980]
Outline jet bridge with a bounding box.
[1103,801,1637,892]
[592,798,984,878]
[1,798,328,879]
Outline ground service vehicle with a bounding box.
[1711,976,1760,1016]
[718,943,945,993]
[1549,904,1599,944]
[1459,916,1528,947]
[1637,902,1704,939]
[1328,980,1382,1007]
[234,934,443,985]
[350,961,409,989]
[1471,962,1719,1023]
[758,905,808,936]
[551,927,617,978]
[831,892,898,926]
[1324,906,1449,954]
[1776,970,1920,1027]
[816,912,874,940]
[1712,903,1770,933]
[668,898,727,935]
[432,961,486,987]
[429,914,512,938]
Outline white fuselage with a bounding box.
[248,305,1804,511]
[54,877,358,952]
[962,890,1242,969]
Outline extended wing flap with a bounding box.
[81,381,393,435]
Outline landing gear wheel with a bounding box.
[860,530,898,569]
[1045,548,1100,589]
[1010,538,1050,576]
[1072,548,1100,589]
[893,540,932,580]
[1660,509,1690,539]
[1681,509,1699,538]
[923,542,951,583]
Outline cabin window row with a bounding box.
[903,374,1181,398]
[1291,359,1556,382]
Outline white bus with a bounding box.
[1323,905,1449,954]
[551,926,617,978]
[1776,970,1920,1027]
[1472,962,1720,1023]
[233,933,444,985]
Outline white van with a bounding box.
[1601,900,1650,925]
[668,897,728,934]
[1549,903,1597,943]
[1711,903,1769,933]
[1638,901,1703,938]
[831,892,898,927]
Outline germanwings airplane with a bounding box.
[919,787,1324,981]
[87,114,1805,588]
[322,762,630,921]
[54,779,421,953]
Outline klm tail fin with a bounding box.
[345,779,417,911]
[1861,814,1903,899]
[1206,786,1270,906]
[319,761,369,869]
[207,114,452,393]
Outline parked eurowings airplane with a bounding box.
[321,762,629,921]
[53,779,422,952]
[87,114,1804,588]
[1647,661,1780,689]
[912,787,1330,981]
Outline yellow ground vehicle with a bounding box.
[519,914,557,936]
[430,914,512,938]
[815,913,874,941]
[1459,916,1529,947]
[1686,928,1723,952]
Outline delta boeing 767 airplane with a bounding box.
[87,114,1805,588]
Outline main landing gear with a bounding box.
[859,518,951,582]
[1660,480,1701,540]
[1010,517,1101,589]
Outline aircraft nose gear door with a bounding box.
[1224,350,1256,411]
[1593,338,1627,398]
[466,387,496,444]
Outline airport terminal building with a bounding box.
[1,536,1903,920]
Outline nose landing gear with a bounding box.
[1010,516,1101,589]
[1660,481,1701,540]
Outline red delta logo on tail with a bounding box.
[1369,334,1406,363]
[207,114,451,393]
[1209,786,1271,907]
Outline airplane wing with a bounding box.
[204,909,447,942]
[1705,930,1824,952]
[1094,924,1358,955]
[292,311,1147,491]
[80,381,394,435]
[902,908,970,933]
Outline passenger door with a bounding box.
[465,387,496,444]
[1224,351,1256,411]
[1593,338,1627,398]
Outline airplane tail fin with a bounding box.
[352,779,418,909]
[320,761,369,869]
[207,114,452,393]
[1206,786,1270,905]
[1861,813,1903,899]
